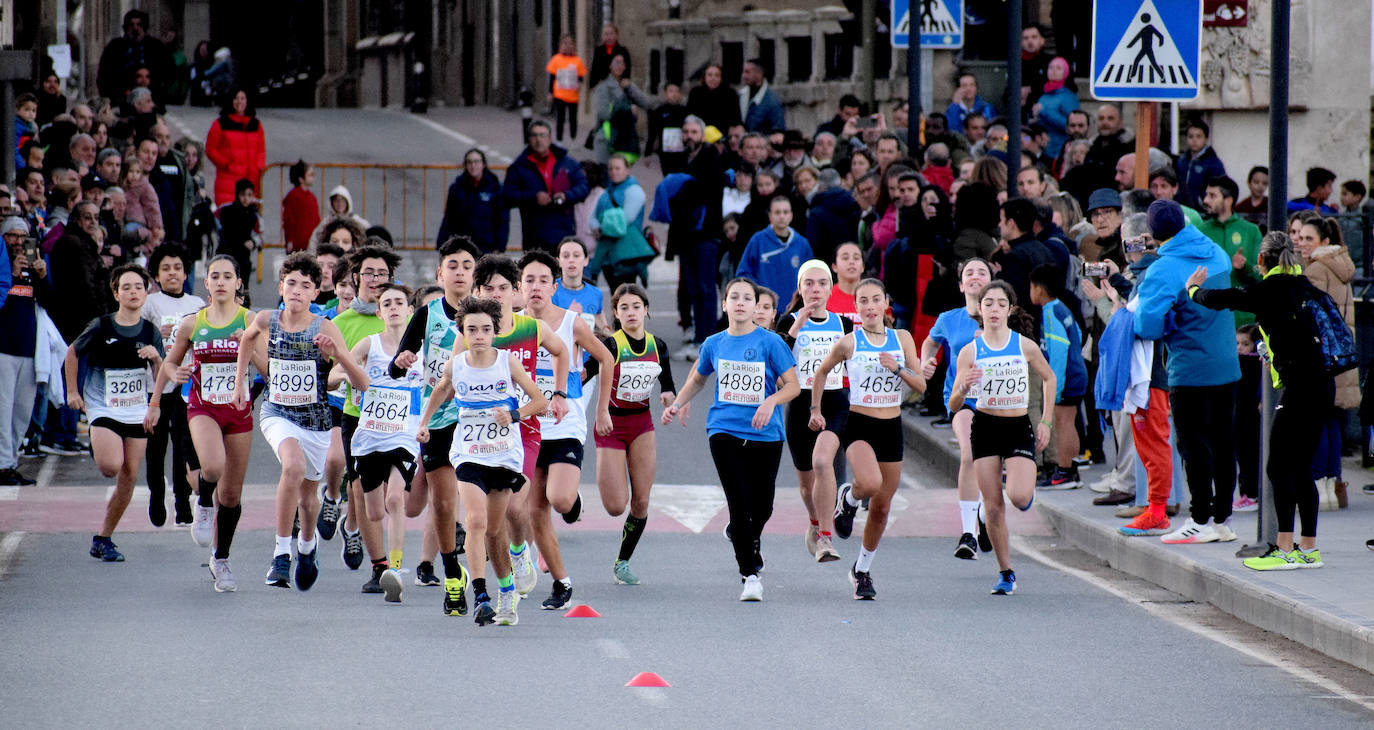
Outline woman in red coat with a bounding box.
[204,88,265,206]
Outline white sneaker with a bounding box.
[191,504,214,547]
[495,588,519,625]
[380,568,404,603]
[1212,520,1237,542]
[1317,477,1338,512]
[1160,518,1219,544]
[739,574,763,601]
[675,342,699,361]
[209,557,236,593]
[1088,470,1120,494]
[511,545,537,596]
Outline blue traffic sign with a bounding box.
[892,0,963,50]
[1090,0,1201,101]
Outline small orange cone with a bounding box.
[565,604,601,618]
[625,672,671,687]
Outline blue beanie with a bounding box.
[1146,199,1186,241]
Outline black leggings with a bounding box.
[1171,383,1236,525]
[708,433,783,576]
[553,99,578,141]
[1269,378,1334,537]
[147,390,191,501]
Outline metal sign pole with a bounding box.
[1005,0,1022,196]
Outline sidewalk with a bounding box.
[902,408,1374,674]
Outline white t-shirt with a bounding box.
[142,289,206,394]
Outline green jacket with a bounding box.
[1197,213,1263,325]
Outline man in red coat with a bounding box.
[281,160,321,253]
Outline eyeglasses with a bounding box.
[358,270,391,280]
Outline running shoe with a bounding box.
[562,494,583,524]
[849,563,877,600]
[1036,466,1082,490]
[675,342,699,361]
[316,488,341,540]
[341,527,364,570]
[814,535,840,563]
[991,569,1016,595]
[723,522,732,541]
[443,564,468,616]
[295,548,319,591]
[1367,539,1374,552]
[976,508,992,552]
[173,495,193,526]
[0,468,35,486]
[455,522,466,555]
[40,441,84,456]
[1242,544,1298,571]
[380,568,404,602]
[739,574,763,602]
[266,554,292,587]
[89,536,125,562]
[362,564,385,594]
[931,414,952,428]
[19,435,43,458]
[473,599,495,626]
[191,504,214,547]
[1159,518,1219,544]
[495,588,519,625]
[415,561,441,586]
[613,559,640,585]
[1212,521,1238,543]
[954,532,978,560]
[210,557,237,593]
[1088,470,1121,494]
[541,580,573,610]
[1119,509,1170,536]
[1233,495,1259,512]
[1290,548,1323,569]
[511,544,537,596]
[148,485,167,527]
[805,523,819,557]
[834,483,858,540]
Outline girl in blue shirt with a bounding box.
[662,278,799,602]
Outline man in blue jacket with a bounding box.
[738,60,785,134]
[1133,200,1241,545]
[1173,121,1226,210]
[502,120,590,254]
[737,195,812,305]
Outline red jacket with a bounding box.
[281,186,321,252]
[205,113,266,206]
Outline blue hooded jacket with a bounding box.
[1133,225,1240,387]
[736,226,813,305]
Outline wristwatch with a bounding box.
[511,408,522,423]
[551,390,568,399]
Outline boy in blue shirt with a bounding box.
[1029,264,1088,489]
[736,196,812,306]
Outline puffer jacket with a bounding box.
[205,112,266,206]
[1305,244,1359,407]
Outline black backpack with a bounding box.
[1298,282,1357,375]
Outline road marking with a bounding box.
[0,487,17,501]
[37,456,57,487]
[633,687,668,706]
[1012,535,1374,714]
[652,484,726,533]
[399,113,512,165]
[596,638,630,659]
[0,532,23,579]
[164,112,196,139]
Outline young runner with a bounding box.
[815,278,926,598]
[663,278,799,601]
[753,286,779,330]
[826,241,864,324]
[419,296,548,626]
[234,252,368,591]
[140,243,205,526]
[552,237,610,334]
[775,260,852,563]
[334,283,425,602]
[583,284,676,584]
[71,264,164,563]
[920,258,993,559]
[149,255,256,591]
[390,236,480,601]
[334,244,403,593]
[519,250,614,609]
[948,281,1056,595]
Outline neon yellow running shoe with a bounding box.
[443,565,469,616]
[1288,547,1323,568]
[1243,545,1298,571]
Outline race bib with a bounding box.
[360,386,419,434]
[104,368,147,409]
[424,346,452,388]
[578,312,596,331]
[458,407,518,456]
[853,353,904,407]
[517,371,558,415]
[269,358,319,406]
[199,362,237,405]
[717,359,765,405]
[976,354,1029,410]
[795,332,843,390]
[615,360,661,403]
[662,127,684,153]
[555,65,579,91]
[160,316,179,352]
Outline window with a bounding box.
[721,41,744,84]
[755,39,775,81]
[786,36,812,83]
[823,33,853,80]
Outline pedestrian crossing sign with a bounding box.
[1091,0,1201,100]
[892,0,964,50]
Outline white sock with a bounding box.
[298,535,317,555]
[959,500,979,535]
[856,546,876,572]
[557,576,572,589]
[844,488,861,508]
[274,535,292,557]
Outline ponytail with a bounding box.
[1258,231,1301,272]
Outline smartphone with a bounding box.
[23,236,39,264]
[856,116,879,130]
[1082,261,1110,278]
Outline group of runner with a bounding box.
[72,232,1057,613]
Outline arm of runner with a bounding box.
[575,317,615,436]
[318,319,369,392]
[890,329,927,393]
[418,355,457,429]
[758,366,800,430]
[947,343,981,414]
[151,314,196,403]
[329,337,370,390]
[663,368,705,426]
[63,343,83,411]
[537,319,571,423]
[581,334,616,383]
[232,310,270,408]
[507,352,548,425]
[809,332,853,429]
[1023,336,1057,451]
[655,335,677,404]
[919,330,943,378]
[389,310,428,378]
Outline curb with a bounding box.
[900,409,1374,675]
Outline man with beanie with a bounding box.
[1133,200,1241,545]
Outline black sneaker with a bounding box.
[0,468,35,486]
[266,554,292,587]
[173,495,193,526]
[541,579,573,610]
[473,596,495,626]
[148,484,167,527]
[454,522,467,555]
[89,536,125,562]
[976,509,992,553]
[362,563,386,594]
[341,527,364,570]
[316,488,341,540]
[295,548,319,591]
[562,494,583,524]
[955,532,978,560]
[849,563,876,600]
[414,561,441,586]
[834,483,858,540]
